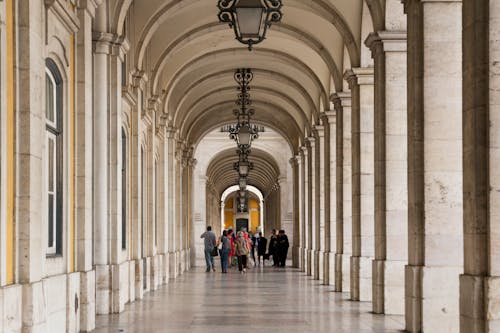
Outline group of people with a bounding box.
[200,227,290,274]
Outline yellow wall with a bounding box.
[6,0,15,285]
[224,197,234,230]
[249,198,259,233]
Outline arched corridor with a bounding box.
[0,0,498,332]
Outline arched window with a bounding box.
[45,59,63,255]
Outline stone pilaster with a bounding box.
[76,1,98,329]
[405,1,463,332]
[290,156,300,268]
[366,29,408,316]
[334,92,352,294]
[349,67,375,302]
[298,149,306,272]
[303,140,312,276]
[321,110,337,286]
[307,135,318,277]
[166,127,178,279]
[313,126,324,281]
[461,1,498,332]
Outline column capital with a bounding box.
[343,69,358,89]
[188,158,197,168]
[166,126,177,139]
[314,125,325,138]
[321,111,337,124]
[301,145,309,156]
[352,67,375,85]
[306,135,316,145]
[92,32,129,59]
[378,31,407,52]
[131,69,149,89]
[289,157,298,168]
[365,32,384,58]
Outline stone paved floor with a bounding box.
[95,266,404,333]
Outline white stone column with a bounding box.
[76,2,97,330]
[369,31,408,316]
[15,1,45,330]
[303,143,312,276]
[487,1,500,330]
[166,128,177,278]
[157,123,169,284]
[405,1,463,331]
[298,149,306,272]
[335,92,352,293]
[321,111,337,286]
[314,126,324,281]
[306,137,315,276]
[461,1,499,332]
[291,157,300,268]
[348,67,375,302]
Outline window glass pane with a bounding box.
[48,193,54,247]
[46,74,55,123]
[48,138,54,192]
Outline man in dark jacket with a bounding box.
[268,229,279,267]
[276,230,289,267]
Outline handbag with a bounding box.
[210,247,218,257]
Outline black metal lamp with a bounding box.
[217,0,283,50]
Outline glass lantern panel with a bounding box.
[235,7,264,37]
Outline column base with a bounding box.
[150,255,160,291]
[313,250,321,280]
[96,263,129,314]
[460,274,486,333]
[350,256,360,301]
[134,259,145,300]
[80,270,96,332]
[405,264,423,333]
[322,251,330,285]
[306,249,313,276]
[169,251,178,279]
[372,259,385,314]
[292,246,300,268]
[485,276,500,332]
[299,247,306,272]
[180,249,186,273]
[334,253,343,292]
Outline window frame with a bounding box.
[45,60,63,256]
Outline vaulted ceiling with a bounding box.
[99,0,382,193]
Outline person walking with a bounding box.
[251,232,260,265]
[220,230,231,273]
[268,229,279,267]
[277,230,290,267]
[200,226,217,272]
[227,229,235,268]
[235,231,250,273]
[256,232,267,266]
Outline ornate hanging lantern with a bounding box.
[217,0,283,50]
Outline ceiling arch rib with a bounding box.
[158,47,329,119]
[177,86,308,135]
[147,21,343,93]
[186,103,302,154]
[206,148,281,196]
[172,69,316,125]
[127,0,361,72]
